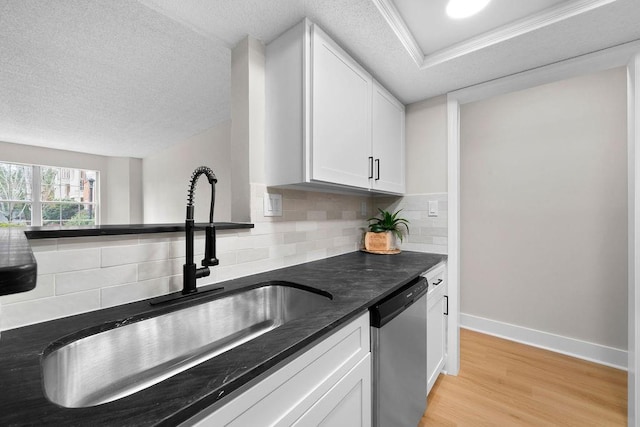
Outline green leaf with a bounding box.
[366,208,410,237]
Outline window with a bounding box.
[0,162,99,227]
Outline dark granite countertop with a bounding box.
[0,223,253,297]
[0,250,446,426]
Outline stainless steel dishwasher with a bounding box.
[370,275,428,427]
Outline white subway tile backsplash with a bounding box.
[2,290,100,331]
[295,240,317,254]
[169,235,205,258]
[35,248,101,275]
[295,221,318,232]
[283,231,308,244]
[100,277,171,308]
[401,242,448,255]
[28,239,58,252]
[421,227,448,237]
[341,211,357,220]
[304,249,329,263]
[327,243,359,257]
[1,274,54,304]
[307,227,342,241]
[332,235,355,247]
[216,258,284,283]
[57,236,139,251]
[167,273,219,293]
[101,242,170,267]
[249,222,278,235]
[137,260,173,282]
[217,251,237,266]
[433,237,448,245]
[236,248,270,264]
[269,243,297,259]
[56,265,137,295]
[283,210,306,221]
[376,193,448,254]
[307,210,327,221]
[4,185,388,330]
[137,233,177,244]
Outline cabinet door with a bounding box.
[371,81,405,194]
[184,313,370,427]
[293,354,371,427]
[427,292,446,395]
[311,25,371,189]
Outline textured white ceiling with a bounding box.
[2,0,640,158]
[137,0,305,47]
[0,0,230,158]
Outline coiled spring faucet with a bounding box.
[183,166,219,294]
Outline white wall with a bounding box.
[375,95,449,255]
[460,67,628,352]
[230,37,265,223]
[142,121,232,223]
[0,140,144,224]
[107,157,143,224]
[627,53,640,424]
[405,95,448,194]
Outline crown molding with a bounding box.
[373,0,619,70]
[371,0,424,66]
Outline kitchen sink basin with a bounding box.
[42,283,332,408]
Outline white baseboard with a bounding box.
[460,313,628,370]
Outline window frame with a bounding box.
[0,162,100,227]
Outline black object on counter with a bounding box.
[0,228,37,296]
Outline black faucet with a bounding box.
[183,166,219,295]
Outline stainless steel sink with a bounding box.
[42,283,332,408]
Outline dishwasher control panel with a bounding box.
[370,276,428,328]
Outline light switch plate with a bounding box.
[264,193,283,217]
[361,201,368,217]
[428,200,438,217]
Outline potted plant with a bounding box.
[365,209,410,252]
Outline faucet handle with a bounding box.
[202,225,219,267]
[202,258,219,267]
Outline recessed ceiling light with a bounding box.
[446,0,491,19]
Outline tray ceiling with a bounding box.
[393,0,569,55]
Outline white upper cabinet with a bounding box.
[311,25,372,189]
[266,19,405,195]
[371,81,405,194]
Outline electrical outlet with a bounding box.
[361,201,368,217]
[263,193,283,217]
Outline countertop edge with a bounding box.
[24,222,254,239]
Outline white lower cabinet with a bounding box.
[184,312,371,427]
[426,266,448,396]
[294,354,371,426]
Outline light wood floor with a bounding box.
[419,329,627,426]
